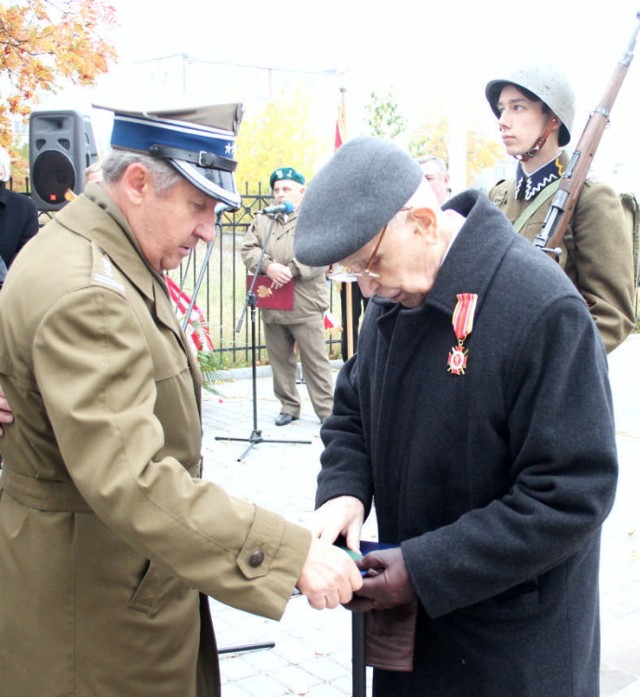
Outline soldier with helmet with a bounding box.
[486,64,635,353]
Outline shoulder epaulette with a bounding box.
[89,243,126,295]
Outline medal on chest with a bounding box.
[447,293,478,376]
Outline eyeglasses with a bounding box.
[328,207,411,282]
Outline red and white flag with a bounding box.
[165,275,214,354]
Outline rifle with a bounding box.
[534,12,640,258]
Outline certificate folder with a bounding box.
[247,275,294,310]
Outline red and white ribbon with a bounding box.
[447,293,478,376]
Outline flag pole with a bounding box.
[336,87,356,362]
[336,85,367,697]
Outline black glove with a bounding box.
[343,547,416,612]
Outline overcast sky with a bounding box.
[45,0,640,187]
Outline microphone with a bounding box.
[261,201,294,215]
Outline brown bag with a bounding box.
[365,599,418,672]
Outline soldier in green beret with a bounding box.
[241,166,335,426]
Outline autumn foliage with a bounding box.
[0,0,118,184]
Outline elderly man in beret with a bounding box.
[295,136,618,697]
[0,106,361,697]
[241,166,334,426]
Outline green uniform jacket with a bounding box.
[488,151,635,353]
[0,184,310,697]
[240,208,329,324]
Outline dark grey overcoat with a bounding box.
[317,190,618,697]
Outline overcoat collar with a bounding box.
[373,190,514,328]
[432,189,513,312]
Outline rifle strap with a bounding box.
[513,179,561,233]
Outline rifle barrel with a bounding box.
[535,14,640,256]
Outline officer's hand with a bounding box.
[0,384,13,437]
[343,547,416,612]
[297,537,363,610]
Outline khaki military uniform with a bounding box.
[241,209,334,420]
[489,151,635,353]
[0,184,310,697]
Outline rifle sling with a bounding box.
[513,179,561,233]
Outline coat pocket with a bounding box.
[128,560,184,617]
[463,579,541,621]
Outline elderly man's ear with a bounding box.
[410,206,439,244]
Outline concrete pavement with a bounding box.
[201,335,640,696]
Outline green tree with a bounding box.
[235,89,327,192]
[364,89,408,140]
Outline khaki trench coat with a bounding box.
[488,151,636,353]
[0,185,310,697]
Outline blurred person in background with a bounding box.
[0,146,39,289]
[416,154,451,205]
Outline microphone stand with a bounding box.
[215,210,311,461]
[181,203,231,330]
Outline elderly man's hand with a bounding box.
[308,495,365,558]
[343,547,416,612]
[0,383,13,437]
[297,536,363,609]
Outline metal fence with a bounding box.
[171,186,343,369]
[12,180,344,368]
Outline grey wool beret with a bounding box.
[294,136,423,266]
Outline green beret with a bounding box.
[294,136,422,266]
[269,166,305,189]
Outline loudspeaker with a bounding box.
[29,110,98,212]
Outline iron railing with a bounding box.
[171,185,342,368]
[13,179,343,368]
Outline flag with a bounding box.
[323,309,341,330]
[335,87,347,150]
[165,275,214,354]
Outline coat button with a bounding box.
[248,550,264,567]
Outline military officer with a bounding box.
[0,104,361,697]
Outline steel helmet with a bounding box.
[485,64,575,146]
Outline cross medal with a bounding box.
[447,293,478,376]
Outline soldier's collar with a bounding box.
[515,155,564,202]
